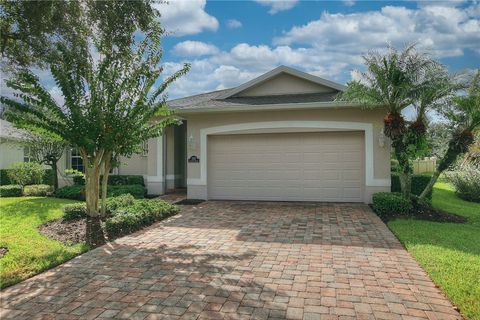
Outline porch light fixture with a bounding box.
[379,128,385,148]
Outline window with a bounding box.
[23,146,31,162]
[141,140,148,157]
[70,148,84,172]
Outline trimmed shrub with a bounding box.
[107,184,145,198]
[55,184,145,200]
[107,175,145,186]
[63,203,87,220]
[391,172,432,199]
[0,185,23,197]
[42,169,55,186]
[104,194,136,212]
[0,168,54,186]
[7,162,44,186]
[0,169,13,185]
[23,184,53,196]
[72,174,85,185]
[446,166,480,203]
[372,192,413,219]
[104,199,178,239]
[72,174,144,186]
[54,185,85,200]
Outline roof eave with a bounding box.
[175,101,364,114]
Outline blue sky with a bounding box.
[154,0,479,99]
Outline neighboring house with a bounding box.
[0,119,30,168]
[0,66,391,202]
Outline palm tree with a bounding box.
[419,71,480,200]
[339,44,438,197]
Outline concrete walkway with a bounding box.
[0,202,462,319]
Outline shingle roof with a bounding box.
[0,119,29,140]
[168,90,339,111]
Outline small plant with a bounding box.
[23,184,53,196]
[63,203,87,220]
[372,192,413,219]
[7,162,44,186]
[446,165,480,203]
[0,185,23,197]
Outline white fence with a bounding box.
[412,157,436,174]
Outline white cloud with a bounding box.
[274,4,480,58]
[254,0,299,14]
[155,0,219,36]
[226,19,242,29]
[162,2,479,99]
[342,0,355,7]
[172,41,219,57]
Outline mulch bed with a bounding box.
[39,219,86,244]
[0,247,8,258]
[411,206,467,223]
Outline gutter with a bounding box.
[175,101,365,115]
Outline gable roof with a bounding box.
[217,65,346,99]
[167,66,353,113]
[0,119,29,141]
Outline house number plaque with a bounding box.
[188,155,200,163]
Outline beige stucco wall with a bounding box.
[237,73,335,97]
[182,107,390,203]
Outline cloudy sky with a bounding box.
[156,0,479,99]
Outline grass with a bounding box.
[388,180,480,320]
[0,197,89,288]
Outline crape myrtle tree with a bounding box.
[1,0,158,70]
[1,24,190,246]
[419,71,480,200]
[338,44,458,197]
[23,133,66,190]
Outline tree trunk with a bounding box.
[419,170,441,200]
[100,152,112,216]
[51,160,59,190]
[392,138,413,198]
[83,150,106,247]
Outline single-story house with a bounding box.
[0,66,391,203]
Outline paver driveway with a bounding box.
[1,202,461,320]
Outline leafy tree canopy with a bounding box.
[0,0,159,69]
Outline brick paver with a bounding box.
[0,202,462,319]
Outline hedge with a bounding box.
[61,194,177,240]
[62,194,136,221]
[0,168,54,186]
[391,172,432,199]
[0,185,23,197]
[104,199,178,239]
[55,184,146,200]
[73,174,144,186]
[372,192,413,219]
[23,184,53,196]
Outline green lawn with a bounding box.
[0,197,88,288]
[388,181,480,320]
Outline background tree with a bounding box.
[23,134,66,190]
[1,21,189,246]
[419,71,480,200]
[0,0,158,70]
[338,44,439,197]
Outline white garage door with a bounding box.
[207,131,365,202]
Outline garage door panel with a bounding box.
[208,131,364,202]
